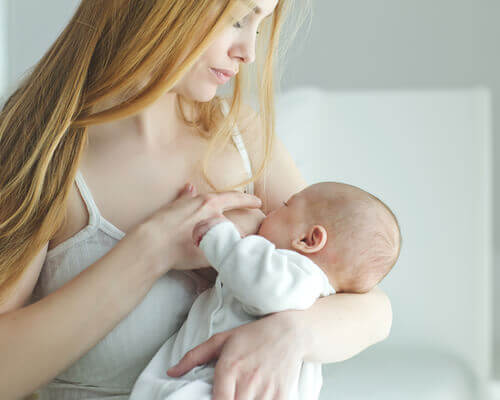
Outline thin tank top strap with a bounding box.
[220,99,254,195]
[75,169,100,228]
[75,170,125,239]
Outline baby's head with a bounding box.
[258,182,401,293]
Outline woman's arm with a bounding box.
[0,231,160,399]
[283,286,392,363]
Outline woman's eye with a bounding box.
[233,19,260,35]
[283,201,288,206]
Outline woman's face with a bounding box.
[172,0,279,102]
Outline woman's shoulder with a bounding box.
[225,99,262,156]
[218,97,306,214]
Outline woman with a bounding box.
[0,0,392,399]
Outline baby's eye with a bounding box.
[283,201,288,206]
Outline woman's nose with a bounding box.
[240,45,255,64]
[233,49,255,65]
[231,36,256,64]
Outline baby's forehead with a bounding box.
[302,185,379,217]
[300,183,356,203]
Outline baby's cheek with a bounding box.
[256,217,268,235]
[224,208,265,237]
[257,218,278,242]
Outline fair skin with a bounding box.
[0,1,391,399]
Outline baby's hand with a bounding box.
[192,216,230,247]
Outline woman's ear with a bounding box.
[291,225,327,254]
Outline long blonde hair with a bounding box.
[0,0,311,303]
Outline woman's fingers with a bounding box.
[192,216,228,247]
[167,314,303,399]
[172,190,262,230]
[177,183,195,197]
[199,191,261,214]
[259,381,276,400]
[212,365,236,400]
[167,332,228,377]
[233,370,260,400]
[216,191,262,212]
[168,186,260,219]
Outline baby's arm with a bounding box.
[195,219,334,316]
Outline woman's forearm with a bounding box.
[0,234,162,399]
[287,286,392,364]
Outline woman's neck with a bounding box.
[88,90,192,147]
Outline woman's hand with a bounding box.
[187,207,265,293]
[167,311,305,400]
[127,183,262,277]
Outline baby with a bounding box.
[130,181,401,400]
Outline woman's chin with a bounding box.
[186,86,218,103]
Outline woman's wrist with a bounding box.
[117,224,173,281]
[272,309,311,361]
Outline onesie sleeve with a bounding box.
[199,220,335,316]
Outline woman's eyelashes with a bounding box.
[233,19,260,35]
[233,20,244,29]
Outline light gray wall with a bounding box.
[5,0,80,92]
[3,0,500,378]
[0,0,8,98]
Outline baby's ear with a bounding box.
[291,225,327,254]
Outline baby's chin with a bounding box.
[257,227,269,241]
[257,227,275,244]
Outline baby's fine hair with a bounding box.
[309,182,402,293]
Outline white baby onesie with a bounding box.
[130,220,335,400]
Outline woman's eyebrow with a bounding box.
[253,6,275,18]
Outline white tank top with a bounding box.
[30,101,254,399]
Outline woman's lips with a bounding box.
[210,68,235,84]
